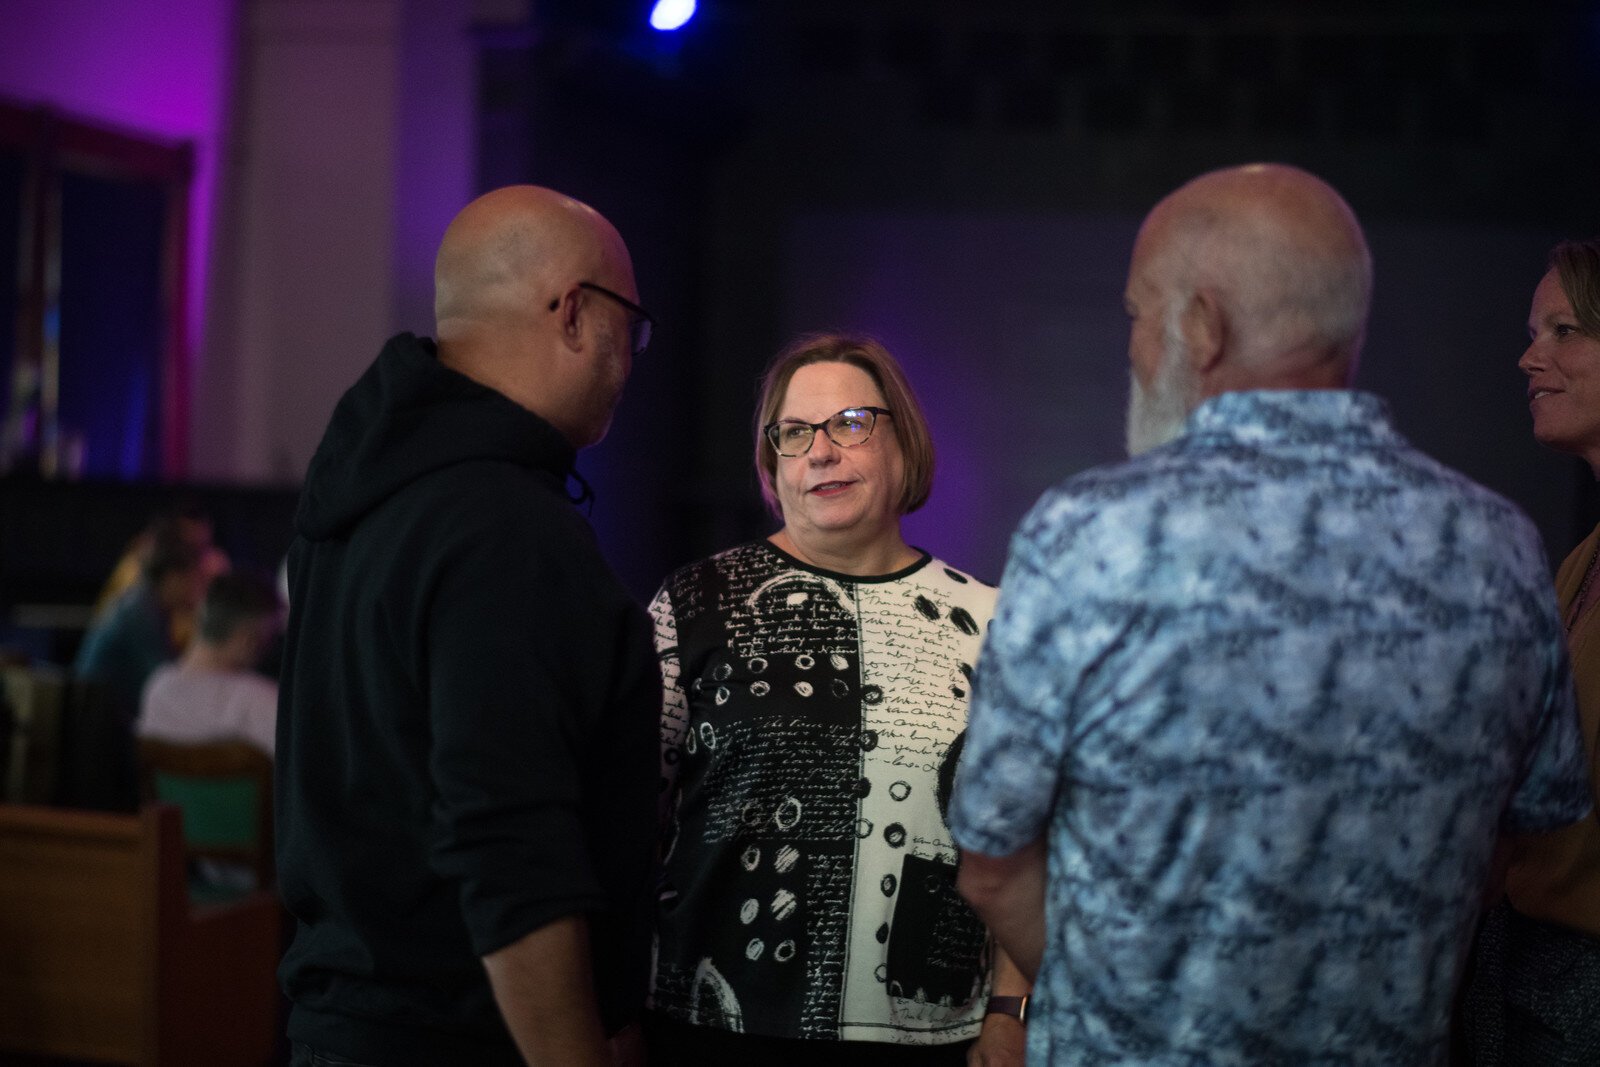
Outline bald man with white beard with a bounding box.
[948,164,1591,1065]
[276,186,659,1067]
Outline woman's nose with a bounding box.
[1518,341,1543,376]
[807,430,840,461]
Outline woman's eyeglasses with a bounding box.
[764,407,893,457]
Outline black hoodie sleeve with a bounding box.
[421,474,638,958]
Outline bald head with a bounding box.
[1130,163,1372,392]
[431,185,639,448]
[434,185,632,335]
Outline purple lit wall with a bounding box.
[393,0,478,334]
[783,211,1138,583]
[783,211,1578,581]
[0,0,239,409]
[0,0,492,482]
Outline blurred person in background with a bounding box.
[75,514,210,714]
[92,504,227,649]
[137,570,282,757]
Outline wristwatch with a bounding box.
[985,994,1029,1026]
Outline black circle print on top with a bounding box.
[650,541,998,1041]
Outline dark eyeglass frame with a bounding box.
[549,282,656,355]
[764,406,893,457]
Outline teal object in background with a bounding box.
[154,772,259,847]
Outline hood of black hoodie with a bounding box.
[295,333,577,542]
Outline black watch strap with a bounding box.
[985,994,1029,1025]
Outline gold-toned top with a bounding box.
[1506,524,1600,935]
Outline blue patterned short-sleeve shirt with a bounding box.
[949,390,1591,1066]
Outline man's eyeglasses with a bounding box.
[561,282,655,355]
[764,407,893,457]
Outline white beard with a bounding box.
[1125,308,1202,457]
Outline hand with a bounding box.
[967,1013,1026,1066]
[608,1022,646,1067]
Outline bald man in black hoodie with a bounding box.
[276,186,658,1067]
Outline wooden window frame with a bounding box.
[0,98,194,480]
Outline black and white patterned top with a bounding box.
[648,540,998,1045]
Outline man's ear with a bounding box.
[550,286,585,352]
[1182,289,1226,374]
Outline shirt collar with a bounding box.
[1183,389,1401,446]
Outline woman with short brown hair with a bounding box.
[645,334,1028,1065]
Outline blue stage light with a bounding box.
[650,0,696,32]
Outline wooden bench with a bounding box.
[0,802,281,1066]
